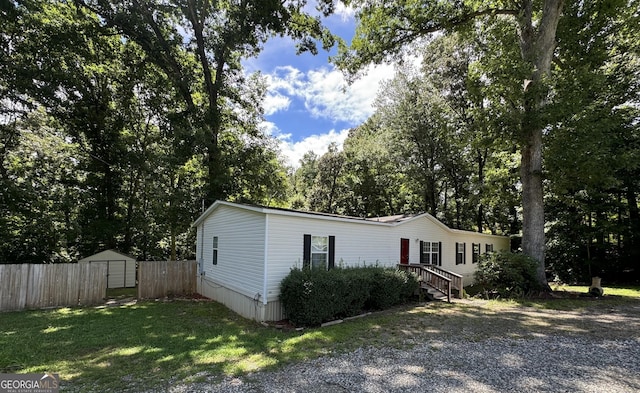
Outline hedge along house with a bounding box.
[193,201,510,321]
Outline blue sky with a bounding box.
[242,5,396,167]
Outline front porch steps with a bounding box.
[421,284,448,301]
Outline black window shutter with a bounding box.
[463,242,467,264]
[419,241,425,264]
[303,234,311,269]
[438,241,442,266]
[455,242,460,265]
[328,236,335,269]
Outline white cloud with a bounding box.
[333,4,356,21]
[277,128,350,168]
[259,120,280,137]
[263,92,291,115]
[265,63,395,124]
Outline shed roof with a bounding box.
[79,249,136,263]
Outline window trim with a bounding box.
[311,235,328,269]
[303,234,335,270]
[420,241,441,266]
[472,243,481,264]
[485,243,494,254]
[455,242,466,265]
[212,236,218,265]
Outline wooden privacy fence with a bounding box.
[137,260,197,299]
[0,263,107,312]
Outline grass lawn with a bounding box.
[1,286,639,392]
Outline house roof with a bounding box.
[192,200,507,239]
[192,200,420,227]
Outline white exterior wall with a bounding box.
[193,202,511,321]
[265,213,395,303]
[197,204,266,300]
[445,230,510,285]
[393,217,450,265]
[396,216,509,285]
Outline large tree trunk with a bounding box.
[520,127,546,285]
[625,179,639,279]
[477,149,486,233]
[517,0,564,289]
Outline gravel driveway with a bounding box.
[168,301,640,393]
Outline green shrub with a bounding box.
[280,266,418,326]
[474,251,542,298]
[366,268,419,309]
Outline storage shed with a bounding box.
[193,201,510,322]
[79,250,137,289]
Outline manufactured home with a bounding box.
[193,201,509,321]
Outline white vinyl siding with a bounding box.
[265,214,394,302]
[193,201,511,320]
[398,216,508,284]
[398,218,448,265]
[200,205,265,299]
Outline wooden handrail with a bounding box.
[398,264,453,302]
[420,264,463,294]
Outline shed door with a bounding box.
[400,238,410,265]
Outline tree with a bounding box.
[1,0,134,258]
[544,0,640,282]
[308,143,348,214]
[341,116,408,217]
[375,67,447,217]
[82,0,336,205]
[290,151,320,210]
[334,0,565,288]
[1,0,301,262]
[0,109,83,263]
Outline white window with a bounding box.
[472,243,481,263]
[422,241,440,265]
[456,242,466,265]
[311,236,328,269]
[212,236,218,265]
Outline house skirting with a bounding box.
[196,276,284,322]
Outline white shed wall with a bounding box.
[79,250,136,289]
[265,214,395,302]
[198,204,266,300]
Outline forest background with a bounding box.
[1,0,638,284]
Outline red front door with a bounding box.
[400,238,409,264]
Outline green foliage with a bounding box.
[1,0,312,262]
[280,266,419,326]
[297,30,520,234]
[366,268,420,310]
[474,251,542,298]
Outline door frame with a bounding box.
[400,238,410,264]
